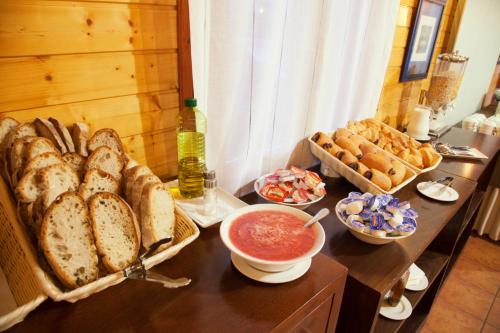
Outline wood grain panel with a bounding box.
[0,50,178,112]
[0,1,177,57]
[3,91,179,137]
[54,0,177,5]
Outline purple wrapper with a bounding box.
[369,214,384,230]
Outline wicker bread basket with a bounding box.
[351,118,442,174]
[0,173,199,328]
[308,131,417,195]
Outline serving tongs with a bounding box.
[434,142,473,156]
[123,238,191,288]
[421,176,454,191]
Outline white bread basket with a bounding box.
[0,174,199,329]
[308,131,417,195]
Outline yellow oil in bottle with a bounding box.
[177,98,206,198]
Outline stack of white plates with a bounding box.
[479,119,497,135]
[462,113,486,132]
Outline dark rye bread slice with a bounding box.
[34,118,68,154]
[49,117,75,153]
[79,168,120,201]
[131,174,160,218]
[87,128,124,155]
[124,165,152,201]
[85,146,124,183]
[140,183,175,250]
[40,192,98,289]
[62,152,86,179]
[88,192,140,272]
[71,122,89,157]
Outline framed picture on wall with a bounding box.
[400,0,446,82]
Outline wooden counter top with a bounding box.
[8,225,347,333]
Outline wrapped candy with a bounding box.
[397,224,415,236]
[346,201,364,215]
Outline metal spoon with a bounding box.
[304,208,330,228]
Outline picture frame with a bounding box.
[400,0,446,82]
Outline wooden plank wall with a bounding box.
[0,0,184,178]
[375,0,459,129]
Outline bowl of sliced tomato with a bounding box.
[254,167,326,210]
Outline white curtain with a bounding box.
[189,0,399,195]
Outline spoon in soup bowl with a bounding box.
[304,208,330,228]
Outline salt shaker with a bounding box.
[203,170,217,216]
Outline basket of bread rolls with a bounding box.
[347,118,442,173]
[309,128,417,194]
[0,116,199,304]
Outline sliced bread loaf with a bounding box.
[88,192,139,272]
[49,117,75,153]
[26,137,60,161]
[34,118,68,154]
[0,117,20,148]
[62,152,86,179]
[40,192,98,289]
[71,122,89,157]
[124,165,152,201]
[79,168,120,201]
[1,123,37,154]
[87,128,124,155]
[15,169,41,203]
[131,174,160,217]
[140,183,175,249]
[9,136,37,185]
[23,152,64,176]
[39,163,80,209]
[85,146,124,182]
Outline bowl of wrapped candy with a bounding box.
[254,167,326,210]
[335,192,418,245]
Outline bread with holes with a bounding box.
[87,128,124,155]
[49,117,75,153]
[39,192,98,289]
[131,174,160,218]
[39,163,80,209]
[23,152,64,176]
[62,152,86,179]
[124,165,152,201]
[9,136,37,185]
[26,137,60,162]
[79,168,120,201]
[34,118,67,154]
[71,122,89,157]
[85,146,124,183]
[140,182,175,250]
[88,192,139,272]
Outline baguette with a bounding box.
[79,168,120,201]
[87,128,124,155]
[71,122,89,157]
[34,118,68,154]
[49,117,76,153]
[88,192,140,272]
[40,192,98,289]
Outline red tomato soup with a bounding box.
[229,211,316,261]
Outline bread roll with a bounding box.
[349,162,371,178]
[367,169,392,191]
[420,147,436,168]
[339,150,358,165]
[325,142,343,157]
[311,132,335,150]
[389,159,406,187]
[360,152,394,174]
[359,143,378,156]
[335,136,362,159]
[333,128,352,140]
[349,134,366,147]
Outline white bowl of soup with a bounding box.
[220,204,325,272]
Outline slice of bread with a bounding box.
[124,165,152,201]
[62,152,86,179]
[15,169,41,203]
[79,168,120,201]
[17,202,37,239]
[1,123,37,154]
[40,192,98,289]
[87,128,124,155]
[0,117,20,148]
[39,163,80,209]
[49,117,75,153]
[131,174,160,218]
[9,136,37,185]
[85,146,124,182]
[24,152,64,176]
[26,137,60,161]
[140,183,175,249]
[88,192,139,272]
[34,118,68,154]
[71,122,89,157]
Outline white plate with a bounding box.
[417,182,459,202]
[379,295,412,320]
[230,252,311,284]
[166,180,247,228]
[406,263,429,291]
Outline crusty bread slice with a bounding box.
[49,117,75,153]
[0,117,20,148]
[62,152,86,179]
[1,122,36,186]
[40,192,98,289]
[140,183,175,250]
[87,128,124,155]
[79,168,120,201]
[39,163,80,209]
[26,137,59,162]
[34,118,68,154]
[124,165,152,201]
[71,122,89,157]
[123,153,138,171]
[85,146,124,182]
[88,192,139,272]
[15,169,41,203]
[23,152,64,176]
[17,202,37,239]
[131,174,160,218]
[9,136,37,185]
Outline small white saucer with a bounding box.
[380,295,412,320]
[406,263,429,291]
[230,252,311,284]
[405,132,431,141]
[417,181,459,202]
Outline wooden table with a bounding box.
[243,168,477,333]
[8,225,347,333]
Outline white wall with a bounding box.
[444,0,500,126]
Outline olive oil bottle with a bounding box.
[177,98,207,198]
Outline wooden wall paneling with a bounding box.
[0,1,178,57]
[55,0,178,5]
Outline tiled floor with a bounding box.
[422,234,500,333]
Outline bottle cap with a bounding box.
[204,170,217,189]
[184,98,197,107]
